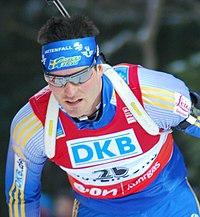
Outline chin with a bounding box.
[67,111,85,118]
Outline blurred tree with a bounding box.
[1,0,200,216]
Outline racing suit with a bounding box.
[5,64,200,217]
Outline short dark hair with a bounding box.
[37,15,100,45]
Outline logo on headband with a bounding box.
[74,42,83,51]
[73,42,94,57]
[42,36,98,73]
[48,56,81,70]
[82,46,94,58]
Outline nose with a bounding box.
[63,82,78,97]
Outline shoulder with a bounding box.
[113,63,138,84]
[30,86,51,105]
[137,66,189,94]
[29,86,51,124]
[11,102,43,141]
[11,102,45,159]
[137,66,191,128]
[11,102,39,127]
[138,66,191,112]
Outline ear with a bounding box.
[97,64,103,75]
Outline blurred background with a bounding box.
[1,0,200,216]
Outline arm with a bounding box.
[5,103,47,217]
[138,66,200,137]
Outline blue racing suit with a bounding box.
[5,64,200,217]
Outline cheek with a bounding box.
[48,84,55,91]
[84,74,101,93]
[48,85,62,97]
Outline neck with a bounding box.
[77,102,101,121]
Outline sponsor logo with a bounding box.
[70,153,157,184]
[174,92,191,118]
[122,107,136,124]
[44,46,73,54]
[14,154,27,190]
[48,56,81,70]
[72,161,161,198]
[73,42,94,57]
[81,46,94,58]
[67,129,143,168]
[127,161,160,190]
[73,182,118,197]
[74,42,83,51]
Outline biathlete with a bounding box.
[5,15,200,217]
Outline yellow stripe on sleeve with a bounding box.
[8,183,15,217]
[13,113,35,139]
[141,86,174,97]
[143,98,174,110]
[21,122,42,148]
[9,154,27,217]
[142,93,175,104]
[14,187,19,217]
[16,117,39,145]
[141,86,175,111]
[20,190,26,217]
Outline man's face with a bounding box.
[48,64,103,118]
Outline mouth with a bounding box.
[65,98,83,105]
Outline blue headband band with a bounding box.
[41,36,100,73]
